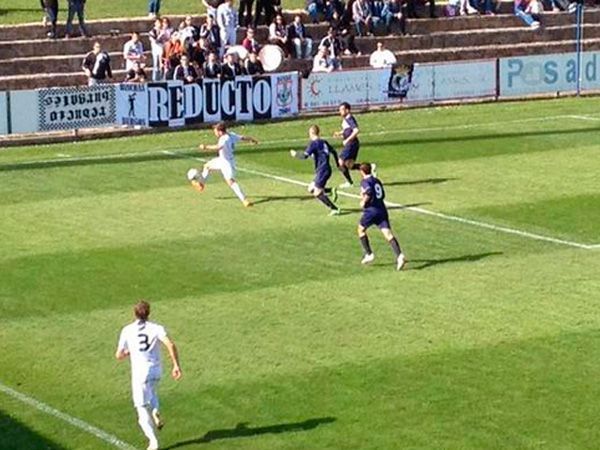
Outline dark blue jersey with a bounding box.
[361,175,387,212]
[342,114,359,142]
[304,139,337,173]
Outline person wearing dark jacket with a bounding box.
[199,15,222,55]
[287,15,313,59]
[173,55,199,83]
[244,52,265,75]
[221,53,243,79]
[43,0,59,38]
[203,52,222,79]
[65,0,89,38]
[82,42,113,85]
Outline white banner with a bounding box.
[116,83,149,127]
[0,92,7,135]
[302,70,374,110]
[271,71,298,118]
[433,60,496,100]
[500,52,600,97]
[37,85,116,131]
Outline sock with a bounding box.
[360,235,372,255]
[230,182,246,202]
[389,237,402,258]
[136,406,158,448]
[340,166,353,184]
[351,163,361,170]
[201,167,210,180]
[316,192,337,210]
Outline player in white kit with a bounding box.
[188,122,258,207]
[116,301,182,450]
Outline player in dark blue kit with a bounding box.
[290,125,341,215]
[333,102,376,189]
[358,163,406,270]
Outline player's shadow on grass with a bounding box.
[163,417,336,448]
[341,203,431,214]
[215,195,315,205]
[384,177,457,187]
[408,251,503,270]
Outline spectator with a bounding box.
[312,46,335,72]
[514,0,541,28]
[306,0,326,23]
[180,16,200,55]
[216,0,238,51]
[82,42,112,86]
[203,52,222,78]
[288,15,313,59]
[149,18,166,81]
[221,52,243,79]
[172,55,199,83]
[459,0,479,14]
[326,0,345,20]
[203,0,224,18]
[199,14,222,54]
[148,0,161,19]
[406,0,436,18]
[65,0,89,38]
[163,32,184,76]
[123,32,145,71]
[239,0,254,26]
[550,0,577,12]
[319,27,343,60]
[161,16,174,37]
[369,41,397,68]
[352,0,374,36]
[382,0,406,34]
[189,37,208,67]
[329,10,360,55]
[268,14,290,57]
[242,28,261,54]
[244,51,265,75]
[254,0,275,27]
[42,0,58,39]
[125,61,147,82]
[370,0,386,33]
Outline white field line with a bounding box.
[568,115,600,121]
[164,150,599,251]
[0,382,137,450]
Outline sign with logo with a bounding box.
[37,85,116,131]
[116,83,149,127]
[146,72,299,128]
[301,70,375,110]
[433,60,496,100]
[500,52,600,97]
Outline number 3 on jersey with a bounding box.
[138,333,150,352]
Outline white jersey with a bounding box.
[117,320,167,381]
[217,132,242,163]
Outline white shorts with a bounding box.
[131,375,160,409]
[205,157,236,180]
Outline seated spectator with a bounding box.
[123,32,146,71]
[172,55,199,83]
[382,0,406,35]
[268,14,291,57]
[82,42,113,86]
[460,0,479,14]
[242,28,262,54]
[125,61,147,82]
[369,41,397,68]
[406,0,436,18]
[319,27,344,60]
[370,0,386,33]
[514,0,541,28]
[352,0,374,36]
[329,10,360,55]
[245,51,265,75]
[199,15,222,55]
[203,52,222,78]
[163,32,184,77]
[221,52,244,79]
[288,15,313,59]
[312,46,340,72]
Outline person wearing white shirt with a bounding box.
[216,0,238,50]
[115,301,182,450]
[369,42,397,68]
[123,32,146,71]
[312,47,334,73]
[188,122,259,208]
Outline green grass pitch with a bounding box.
[1,97,600,450]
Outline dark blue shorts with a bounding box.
[313,168,332,189]
[360,208,390,230]
[339,141,359,161]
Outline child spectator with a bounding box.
[242,28,261,54]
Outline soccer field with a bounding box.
[1,97,600,450]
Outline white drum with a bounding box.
[259,44,284,72]
[226,45,249,61]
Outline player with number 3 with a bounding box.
[115,300,182,450]
[357,163,407,271]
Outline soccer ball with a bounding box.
[187,168,200,182]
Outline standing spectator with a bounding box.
[268,14,291,57]
[329,10,359,55]
[42,0,59,38]
[172,55,199,83]
[288,15,313,59]
[125,61,147,82]
[203,52,222,78]
[82,42,112,86]
[216,0,238,51]
[382,0,406,35]
[149,18,167,80]
[326,0,345,20]
[369,41,397,68]
[253,0,275,27]
[239,0,254,26]
[199,14,222,54]
[203,0,224,18]
[306,0,326,23]
[244,51,264,75]
[148,0,161,19]
[190,37,208,67]
[319,27,344,60]
[242,28,261,54]
[352,0,374,36]
[312,46,335,72]
[65,0,89,38]
[514,0,541,28]
[221,52,243,79]
[460,0,479,14]
[123,32,146,71]
[163,32,184,77]
[180,15,200,55]
[406,0,436,18]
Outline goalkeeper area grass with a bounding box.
[1,97,599,450]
